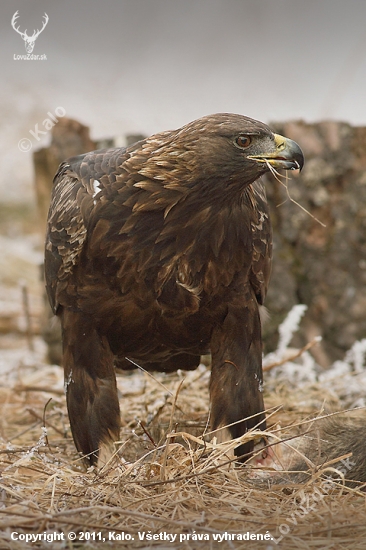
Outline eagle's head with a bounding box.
[128,113,304,197]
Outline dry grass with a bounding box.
[0,345,365,550]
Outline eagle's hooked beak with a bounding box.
[249,134,305,172]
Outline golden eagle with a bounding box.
[45,113,304,466]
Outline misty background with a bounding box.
[1,0,366,202]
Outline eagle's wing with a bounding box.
[44,149,128,313]
[45,163,89,313]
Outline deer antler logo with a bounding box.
[11,11,49,54]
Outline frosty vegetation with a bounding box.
[263,304,366,410]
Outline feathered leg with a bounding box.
[209,297,266,460]
[61,309,121,467]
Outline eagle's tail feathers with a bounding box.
[62,310,121,467]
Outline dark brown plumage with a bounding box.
[45,113,304,467]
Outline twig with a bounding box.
[265,161,327,227]
[8,421,42,442]
[42,398,53,450]
[160,378,185,481]
[124,357,174,396]
[137,419,157,447]
[263,336,322,371]
[26,407,65,436]
[14,384,64,396]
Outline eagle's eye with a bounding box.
[235,135,252,148]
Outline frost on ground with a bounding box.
[264,305,366,410]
